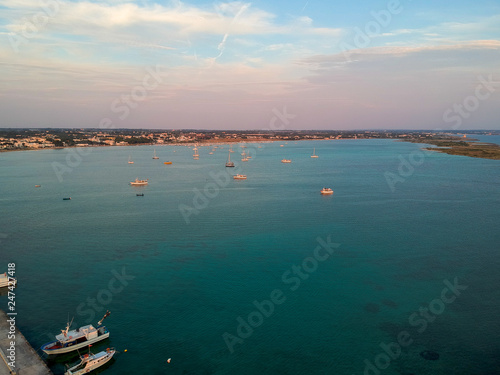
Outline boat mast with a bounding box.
[98,310,111,326]
[62,317,74,338]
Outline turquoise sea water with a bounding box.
[0,139,499,375]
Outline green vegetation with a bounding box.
[125,136,151,144]
[408,138,500,160]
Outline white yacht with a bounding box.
[130,178,148,186]
[65,348,116,375]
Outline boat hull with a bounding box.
[65,350,115,375]
[0,274,16,288]
[0,280,16,288]
[42,332,110,355]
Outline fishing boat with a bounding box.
[128,156,134,164]
[0,273,16,288]
[225,150,235,167]
[320,188,334,195]
[152,149,159,159]
[136,193,144,196]
[311,148,318,158]
[281,159,291,163]
[41,311,111,355]
[35,185,41,188]
[233,174,247,180]
[64,348,116,375]
[164,161,172,165]
[130,178,148,186]
[63,197,71,200]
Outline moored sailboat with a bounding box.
[226,150,235,167]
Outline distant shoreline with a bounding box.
[3,137,500,160]
[0,138,292,153]
[407,139,500,160]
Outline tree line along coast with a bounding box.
[0,129,499,160]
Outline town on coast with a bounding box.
[1,129,499,159]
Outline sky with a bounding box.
[0,0,499,130]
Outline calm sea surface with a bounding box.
[0,139,499,374]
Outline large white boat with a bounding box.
[65,348,116,375]
[130,178,148,186]
[41,311,111,355]
[0,273,16,288]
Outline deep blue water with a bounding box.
[0,139,499,375]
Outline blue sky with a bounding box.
[0,0,499,129]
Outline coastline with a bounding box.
[406,138,500,160]
[0,137,312,154]
[3,136,500,160]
